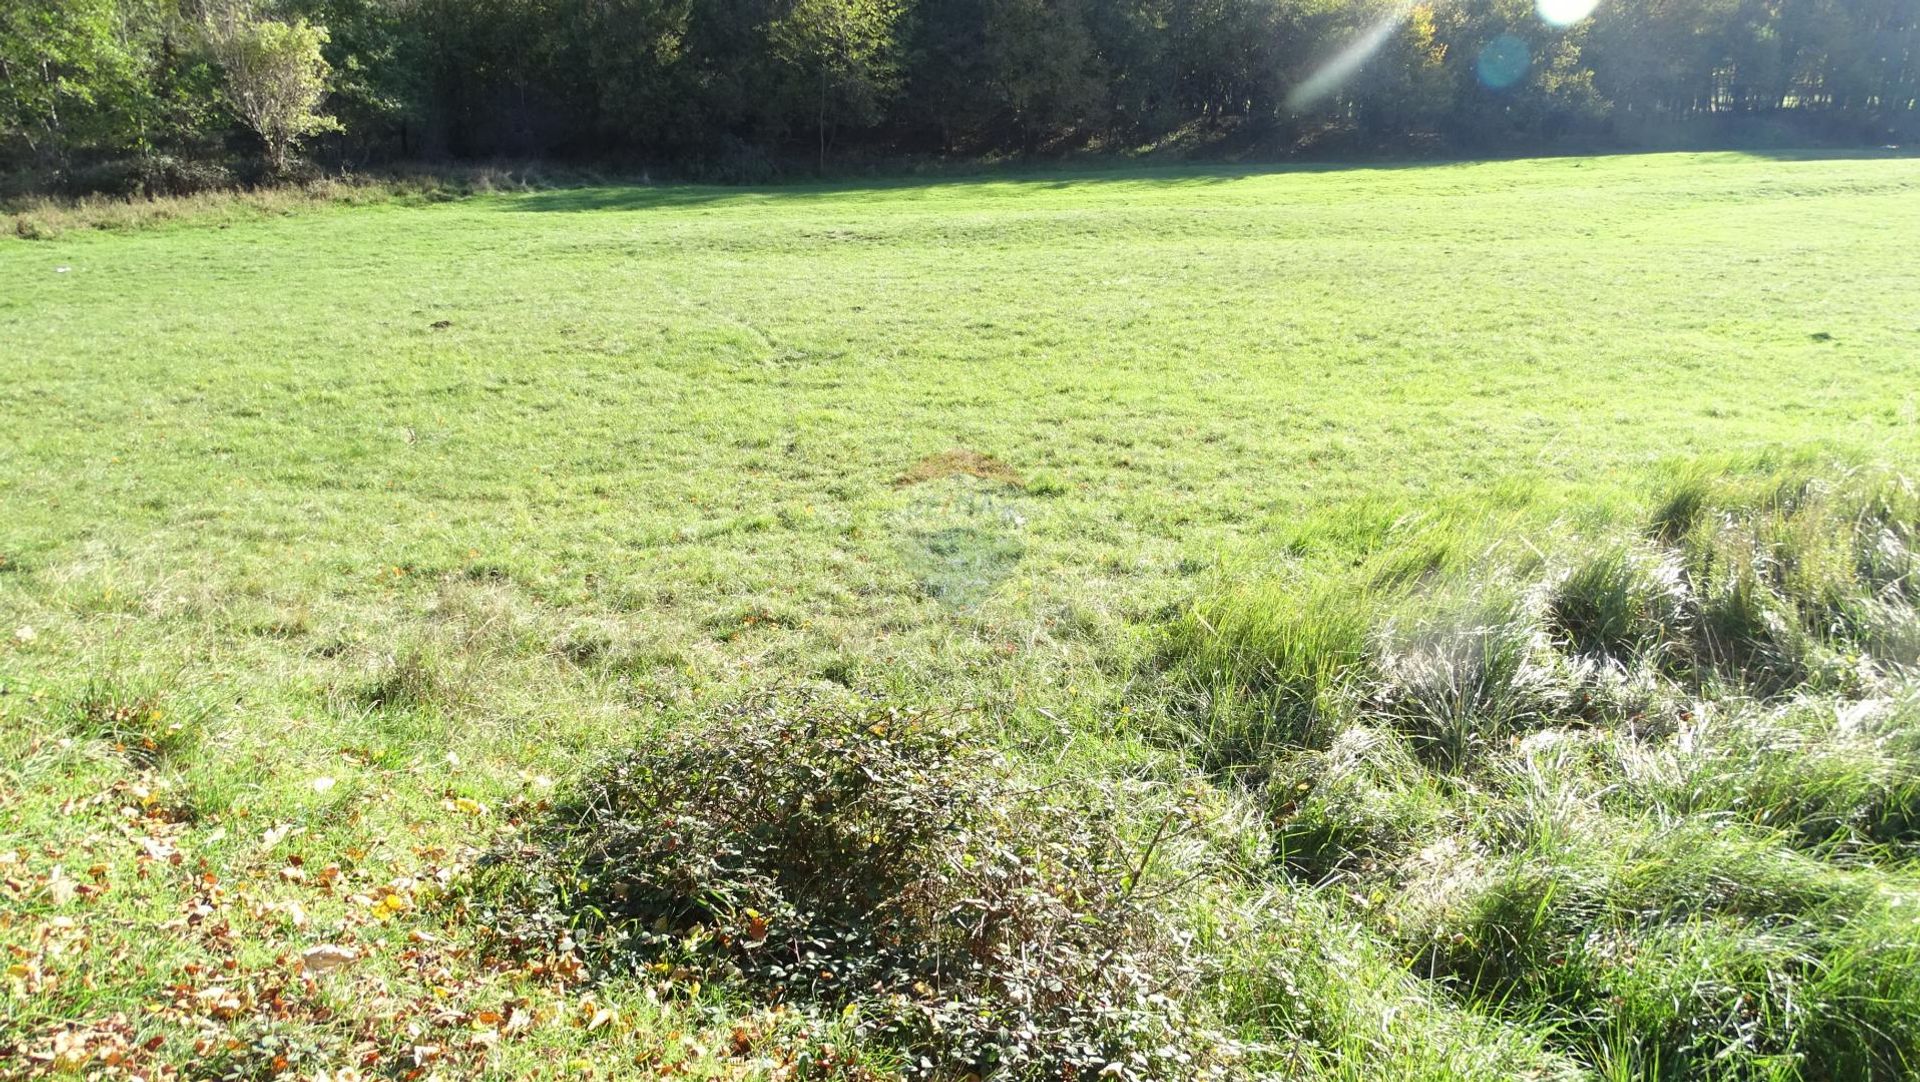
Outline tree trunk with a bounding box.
[0,57,40,159]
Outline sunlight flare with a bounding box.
[1536,0,1601,26]
[1285,3,1414,112]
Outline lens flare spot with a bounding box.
[1476,34,1531,90]
[1536,0,1600,25]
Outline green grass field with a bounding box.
[4,150,1920,1080]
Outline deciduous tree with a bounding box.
[203,2,340,173]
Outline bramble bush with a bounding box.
[474,693,1234,1081]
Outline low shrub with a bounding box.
[474,693,1230,1080]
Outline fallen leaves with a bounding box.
[254,896,309,928]
[579,997,619,1032]
[9,1014,172,1080]
[7,957,47,999]
[0,756,742,1082]
[138,836,182,865]
[45,866,77,905]
[193,984,245,1020]
[742,909,769,948]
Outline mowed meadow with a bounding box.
[4,151,1920,1080]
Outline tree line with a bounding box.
[3,0,1915,193]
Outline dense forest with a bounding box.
[2,0,1915,193]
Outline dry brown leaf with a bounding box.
[299,944,359,975]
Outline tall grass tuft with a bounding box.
[1547,545,1692,670]
[1163,574,1375,774]
[1152,461,1920,1080]
[1369,584,1569,767]
[58,673,210,766]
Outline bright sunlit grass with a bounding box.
[2,150,1918,1079]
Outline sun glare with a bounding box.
[1536,0,1600,26]
[1285,5,1412,112]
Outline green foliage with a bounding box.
[769,0,905,166]
[204,5,340,174]
[0,0,229,192]
[0,0,141,164]
[4,0,1917,189]
[286,0,426,154]
[982,0,1106,149]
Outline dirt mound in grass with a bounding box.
[894,448,1024,488]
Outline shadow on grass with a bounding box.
[1742,144,1920,161]
[493,143,1918,214]
[496,166,1260,213]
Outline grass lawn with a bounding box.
[3,150,1919,1080]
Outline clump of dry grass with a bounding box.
[2,163,604,239]
[7,179,392,239]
